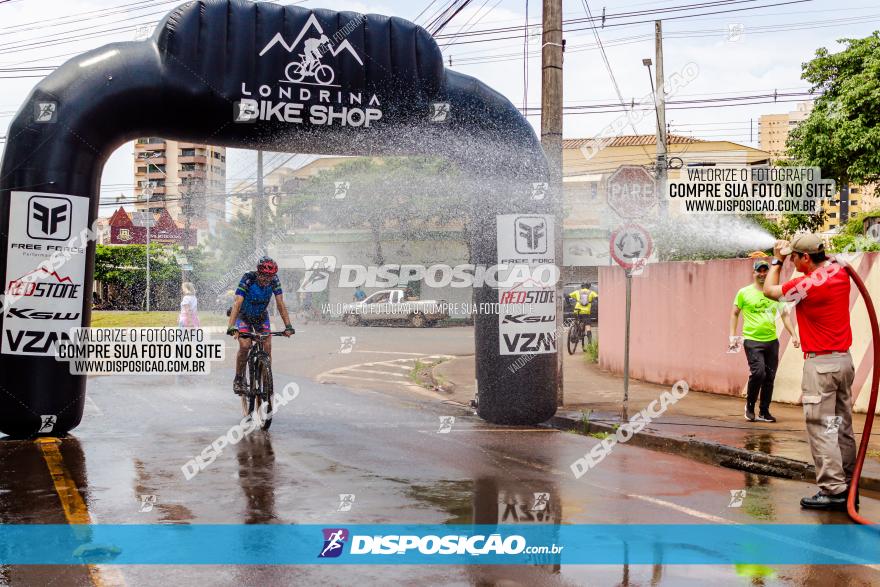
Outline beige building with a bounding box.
[758,101,873,232]
[229,156,353,219]
[133,138,227,234]
[759,101,813,158]
[563,134,771,223]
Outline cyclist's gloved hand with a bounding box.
[226,327,239,337]
[283,324,295,337]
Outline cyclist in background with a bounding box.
[569,282,598,351]
[226,257,294,394]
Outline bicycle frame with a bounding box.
[237,331,286,397]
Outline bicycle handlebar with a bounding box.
[234,330,294,339]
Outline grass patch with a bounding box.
[409,358,451,391]
[583,340,599,363]
[91,311,226,328]
[409,360,428,385]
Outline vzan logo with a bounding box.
[28,196,72,241]
[238,14,382,128]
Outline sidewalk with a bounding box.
[433,352,880,492]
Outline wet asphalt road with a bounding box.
[1,323,879,586]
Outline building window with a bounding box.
[851,200,858,206]
[829,212,837,218]
[180,148,196,157]
[829,224,837,229]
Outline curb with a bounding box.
[547,409,880,492]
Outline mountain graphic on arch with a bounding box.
[259,14,364,66]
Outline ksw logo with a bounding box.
[514,216,547,254]
[260,14,364,87]
[318,528,349,558]
[28,196,72,240]
[501,314,555,324]
[4,308,81,320]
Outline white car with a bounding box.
[341,289,449,327]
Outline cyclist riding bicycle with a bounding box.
[226,257,294,394]
[569,282,598,351]
[302,34,330,68]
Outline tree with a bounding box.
[829,210,880,252]
[278,157,466,265]
[788,32,880,187]
[94,244,180,309]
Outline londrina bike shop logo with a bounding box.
[236,14,383,128]
[318,528,350,558]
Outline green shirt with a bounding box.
[735,285,783,342]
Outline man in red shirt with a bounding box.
[763,233,856,511]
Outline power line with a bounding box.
[441,0,814,46]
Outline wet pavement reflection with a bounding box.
[0,337,878,585]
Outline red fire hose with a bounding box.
[843,263,879,524]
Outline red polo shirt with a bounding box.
[781,261,851,353]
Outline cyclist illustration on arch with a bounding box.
[284,34,335,85]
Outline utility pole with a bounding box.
[254,149,265,252]
[541,0,564,405]
[654,20,668,217]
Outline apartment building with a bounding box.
[133,138,227,236]
[758,101,870,231]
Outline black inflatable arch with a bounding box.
[0,0,557,436]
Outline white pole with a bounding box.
[146,223,151,312]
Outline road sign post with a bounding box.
[132,211,158,312]
[610,223,654,418]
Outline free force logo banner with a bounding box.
[496,214,556,356]
[2,192,89,355]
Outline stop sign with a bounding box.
[606,165,657,220]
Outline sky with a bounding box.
[1,0,879,213]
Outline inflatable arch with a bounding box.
[0,0,558,436]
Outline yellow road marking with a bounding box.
[37,437,126,587]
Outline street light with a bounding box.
[135,149,168,312]
[642,58,660,132]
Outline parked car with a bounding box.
[562,282,599,325]
[341,289,449,327]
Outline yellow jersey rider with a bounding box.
[568,282,598,350]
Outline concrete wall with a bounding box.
[598,253,880,413]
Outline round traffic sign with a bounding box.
[606,165,657,220]
[610,223,654,270]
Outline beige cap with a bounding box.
[781,233,824,256]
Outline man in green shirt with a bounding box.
[729,258,799,423]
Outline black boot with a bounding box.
[800,490,847,510]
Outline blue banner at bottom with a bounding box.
[0,524,878,565]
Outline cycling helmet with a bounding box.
[257,256,278,275]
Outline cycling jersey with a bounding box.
[569,288,597,315]
[235,271,282,323]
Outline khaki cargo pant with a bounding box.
[802,352,856,495]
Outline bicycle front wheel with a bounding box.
[255,355,274,431]
[567,322,580,355]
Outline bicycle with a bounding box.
[236,331,291,431]
[284,54,334,85]
[567,315,587,355]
